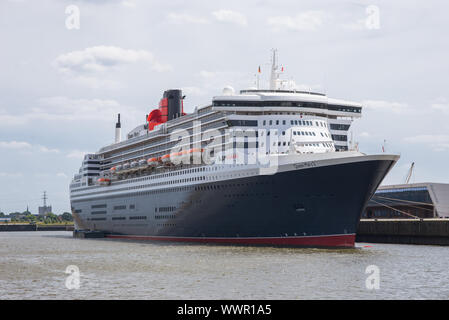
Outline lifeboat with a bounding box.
[161,154,171,164]
[138,159,147,167]
[130,161,138,168]
[109,166,116,174]
[147,157,160,166]
[170,151,183,163]
[97,178,111,186]
[122,163,130,171]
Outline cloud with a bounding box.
[121,0,136,8]
[36,145,60,153]
[0,141,32,149]
[362,100,410,114]
[0,172,23,178]
[0,141,60,154]
[431,102,449,114]
[167,13,209,24]
[212,10,248,26]
[0,96,141,126]
[36,96,122,121]
[54,46,172,73]
[199,70,218,78]
[267,11,327,31]
[67,150,89,159]
[359,132,371,138]
[53,46,172,88]
[181,86,207,96]
[404,135,449,152]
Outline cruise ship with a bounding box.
[70,51,399,247]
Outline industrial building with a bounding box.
[363,183,449,219]
[38,191,52,216]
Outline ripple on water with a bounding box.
[1,232,449,299]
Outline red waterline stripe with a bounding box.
[106,234,356,247]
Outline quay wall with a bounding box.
[0,224,74,232]
[356,219,449,245]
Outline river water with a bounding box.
[0,231,448,300]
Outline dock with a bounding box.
[356,218,449,245]
[0,224,74,232]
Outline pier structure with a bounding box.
[363,183,449,219]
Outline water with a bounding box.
[1,231,449,299]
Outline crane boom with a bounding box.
[405,162,415,184]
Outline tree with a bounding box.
[61,212,73,222]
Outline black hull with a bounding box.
[72,158,396,247]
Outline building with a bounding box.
[363,183,449,219]
[38,206,52,216]
[38,191,52,216]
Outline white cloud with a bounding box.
[362,100,410,114]
[404,135,449,152]
[67,150,89,159]
[0,96,141,126]
[181,86,207,96]
[36,145,60,153]
[267,11,327,31]
[0,141,59,154]
[359,132,371,138]
[121,0,136,8]
[199,70,218,78]
[0,172,23,178]
[57,172,68,178]
[54,46,172,75]
[212,10,248,26]
[0,141,32,149]
[431,102,449,114]
[167,13,209,24]
[37,96,122,121]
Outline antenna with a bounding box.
[115,113,122,143]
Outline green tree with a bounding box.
[61,212,73,222]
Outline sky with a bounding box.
[0,0,448,214]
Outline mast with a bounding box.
[269,49,279,90]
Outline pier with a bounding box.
[0,224,74,232]
[356,218,449,245]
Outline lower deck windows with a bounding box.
[91,210,107,215]
[129,216,147,220]
[90,217,106,221]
